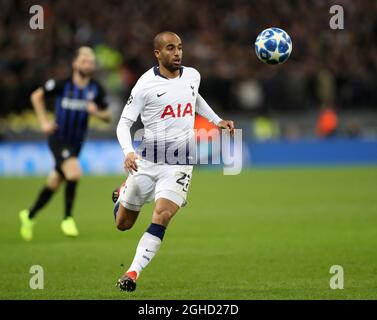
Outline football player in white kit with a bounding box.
[114,31,234,292]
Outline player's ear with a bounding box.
[154,49,160,60]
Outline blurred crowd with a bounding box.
[1,0,377,118]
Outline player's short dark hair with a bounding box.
[153,31,180,50]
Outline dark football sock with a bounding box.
[65,180,78,219]
[29,187,54,219]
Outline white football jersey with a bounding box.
[119,66,221,164]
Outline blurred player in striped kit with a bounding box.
[19,47,111,241]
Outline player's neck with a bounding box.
[158,65,180,79]
[73,72,91,88]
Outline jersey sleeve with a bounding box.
[116,117,135,157]
[196,93,222,125]
[42,78,64,98]
[120,81,146,122]
[93,83,109,110]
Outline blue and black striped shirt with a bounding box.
[43,76,108,147]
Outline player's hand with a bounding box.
[87,102,99,115]
[124,152,139,175]
[217,120,235,137]
[41,120,57,135]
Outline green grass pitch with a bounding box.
[1,167,377,299]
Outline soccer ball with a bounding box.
[255,28,292,65]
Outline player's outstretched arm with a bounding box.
[196,93,222,125]
[30,88,57,134]
[196,93,235,136]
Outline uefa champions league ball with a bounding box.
[255,27,292,65]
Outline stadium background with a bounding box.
[1,0,377,300]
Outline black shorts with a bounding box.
[48,136,82,176]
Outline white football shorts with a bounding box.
[119,159,193,212]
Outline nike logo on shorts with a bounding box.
[157,92,167,97]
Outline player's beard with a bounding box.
[78,69,93,79]
[164,61,181,73]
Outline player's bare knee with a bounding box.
[46,172,63,191]
[65,169,82,181]
[47,181,60,192]
[116,223,127,231]
[115,206,139,231]
[116,220,134,231]
[70,173,81,182]
[62,159,82,181]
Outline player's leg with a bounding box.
[113,161,155,233]
[30,170,64,218]
[114,204,139,231]
[117,197,180,292]
[116,160,161,291]
[60,157,82,237]
[112,182,140,230]
[151,197,179,226]
[117,165,193,292]
[19,170,64,241]
[112,181,143,231]
[119,165,193,288]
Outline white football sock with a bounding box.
[127,232,162,279]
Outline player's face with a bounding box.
[73,53,96,78]
[155,35,183,72]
